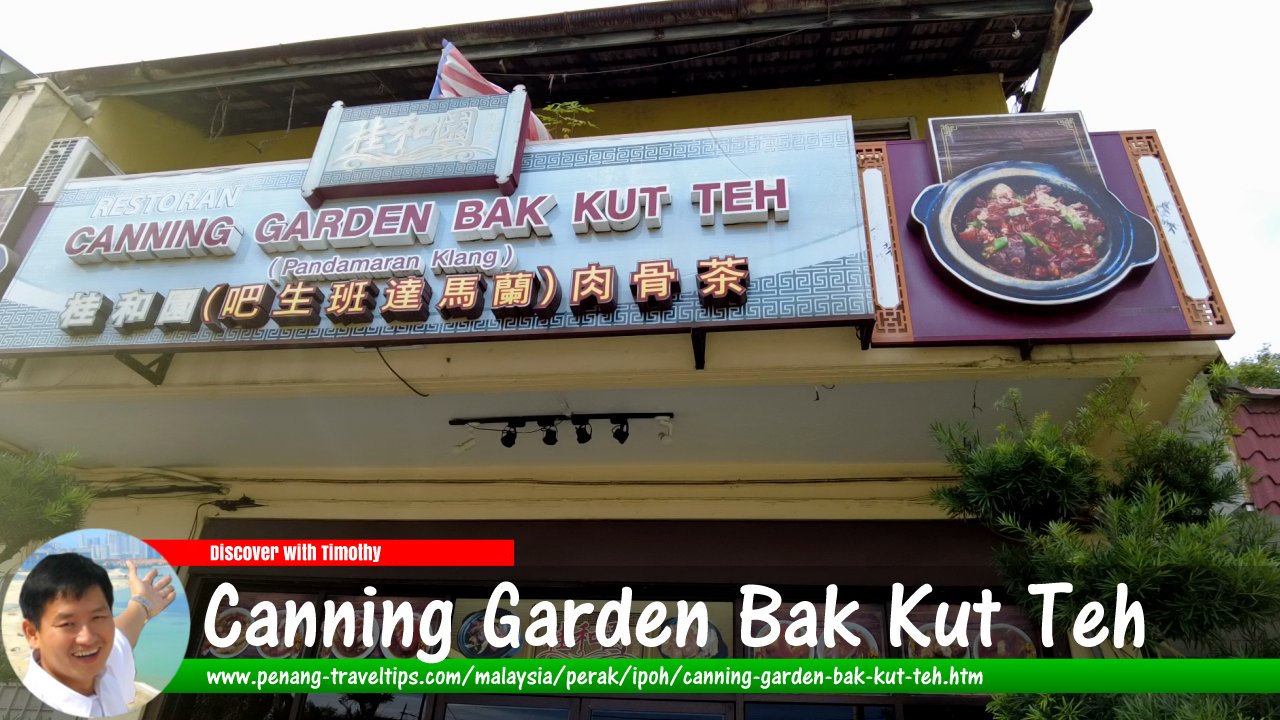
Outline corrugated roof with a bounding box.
[1235,398,1280,515]
[44,0,1090,137]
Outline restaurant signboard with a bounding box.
[0,117,874,357]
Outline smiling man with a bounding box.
[19,553,177,717]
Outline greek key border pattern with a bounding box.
[320,160,498,186]
[522,129,852,173]
[339,95,510,122]
[0,256,871,353]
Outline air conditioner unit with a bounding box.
[25,137,122,203]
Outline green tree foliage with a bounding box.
[998,487,1280,652]
[930,365,1137,533]
[0,450,93,683]
[1113,694,1280,720]
[1209,345,1280,392]
[534,101,597,139]
[990,694,1280,720]
[930,400,1106,533]
[0,451,93,565]
[987,694,1121,720]
[930,367,1280,719]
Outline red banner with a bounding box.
[145,539,514,567]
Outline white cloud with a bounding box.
[1047,1,1280,360]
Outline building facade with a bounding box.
[0,2,1237,719]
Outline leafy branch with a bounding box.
[929,363,1280,719]
[535,101,597,139]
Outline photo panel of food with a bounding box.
[370,595,448,660]
[914,112,1159,304]
[646,602,733,660]
[748,603,885,660]
[197,591,318,659]
[315,594,379,660]
[452,600,528,659]
[929,112,1101,183]
[900,604,974,660]
[316,594,447,660]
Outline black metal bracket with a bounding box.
[855,320,874,351]
[0,357,24,381]
[1018,340,1034,362]
[450,412,673,426]
[114,352,174,387]
[691,329,707,370]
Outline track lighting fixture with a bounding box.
[611,419,630,445]
[500,423,519,448]
[448,413,671,449]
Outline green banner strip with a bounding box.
[168,659,1280,694]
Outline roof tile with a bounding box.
[1237,400,1280,516]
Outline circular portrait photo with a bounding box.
[2,528,189,718]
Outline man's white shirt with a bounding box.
[24,627,136,718]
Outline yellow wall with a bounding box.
[582,74,1007,138]
[76,98,322,174]
[56,74,1005,175]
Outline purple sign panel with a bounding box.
[886,132,1207,345]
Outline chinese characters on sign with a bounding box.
[332,108,488,169]
[303,90,531,206]
[57,255,751,337]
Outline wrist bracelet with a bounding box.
[131,594,155,619]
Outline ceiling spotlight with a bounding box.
[500,423,518,448]
[611,419,630,445]
[1011,20,1022,40]
[657,417,674,445]
[541,422,558,446]
[575,420,592,444]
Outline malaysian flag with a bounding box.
[430,39,553,142]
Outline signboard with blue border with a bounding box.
[0,117,872,357]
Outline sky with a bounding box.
[0,1,1274,361]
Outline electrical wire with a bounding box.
[187,501,219,540]
[80,466,221,485]
[209,87,230,141]
[481,20,830,80]
[80,466,226,500]
[374,347,430,398]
